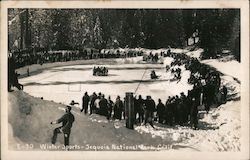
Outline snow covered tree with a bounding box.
[93,16,103,49]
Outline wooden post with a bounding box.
[125,92,134,129]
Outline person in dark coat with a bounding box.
[144,96,156,128]
[179,92,188,125]
[164,96,171,125]
[81,92,90,114]
[203,83,213,113]
[13,71,23,90]
[190,98,198,130]
[107,96,114,120]
[93,66,96,76]
[98,94,109,117]
[51,105,75,147]
[168,97,175,126]
[173,95,181,125]
[150,70,158,79]
[8,54,16,91]
[137,95,145,123]
[134,96,140,123]
[113,96,123,120]
[156,99,165,124]
[90,92,97,115]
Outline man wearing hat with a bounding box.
[51,105,75,147]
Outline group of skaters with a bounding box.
[92,66,109,76]
[143,52,159,63]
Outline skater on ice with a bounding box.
[93,66,108,76]
[150,70,159,79]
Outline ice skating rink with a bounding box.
[19,60,192,107]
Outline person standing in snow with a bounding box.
[137,95,145,123]
[98,94,109,117]
[81,92,90,114]
[190,97,198,130]
[113,96,123,120]
[90,92,97,115]
[164,96,171,125]
[51,105,75,147]
[156,99,165,124]
[13,71,23,90]
[144,96,156,128]
[107,96,114,120]
[134,96,140,123]
[179,92,188,125]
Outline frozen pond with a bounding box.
[20,61,192,107]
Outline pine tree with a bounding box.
[93,16,103,49]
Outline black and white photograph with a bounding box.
[1,1,249,160]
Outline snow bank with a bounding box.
[8,91,174,151]
[202,59,241,81]
[185,48,203,59]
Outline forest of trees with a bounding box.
[8,9,240,61]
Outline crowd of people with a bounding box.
[143,52,160,63]
[9,48,143,69]
[80,92,125,120]
[77,90,202,130]
[92,66,109,76]
[167,50,227,111]
[170,67,182,81]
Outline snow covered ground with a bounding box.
[12,48,241,152]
